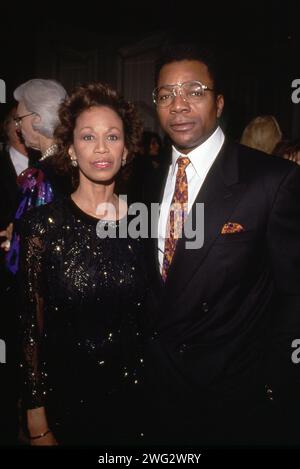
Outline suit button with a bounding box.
[202,302,209,313]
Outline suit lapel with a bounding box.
[5,149,18,179]
[162,140,247,303]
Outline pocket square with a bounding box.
[221,222,245,234]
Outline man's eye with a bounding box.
[82,135,94,141]
[158,94,172,102]
[189,90,202,97]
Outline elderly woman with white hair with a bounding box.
[1,79,72,275]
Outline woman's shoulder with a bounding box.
[20,198,69,236]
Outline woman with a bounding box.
[1,79,72,274]
[240,115,282,155]
[19,82,146,445]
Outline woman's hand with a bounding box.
[27,407,58,446]
[0,222,13,251]
[30,430,58,446]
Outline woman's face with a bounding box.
[16,101,40,150]
[69,106,127,184]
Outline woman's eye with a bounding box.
[107,135,119,141]
[82,134,94,141]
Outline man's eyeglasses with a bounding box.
[152,80,214,108]
[13,112,35,127]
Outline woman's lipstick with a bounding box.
[91,159,112,169]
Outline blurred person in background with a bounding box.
[0,79,72,275]
[0,105,29,445]
[240,115,282,154]
[0,106,29,255]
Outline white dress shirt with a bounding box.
[9,146,28,176]
[158,126,225,272]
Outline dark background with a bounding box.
[1,0,300,447]
[1,0,300,140]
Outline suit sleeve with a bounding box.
[266,163,300,402]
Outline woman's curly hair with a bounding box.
[53,82,143,184]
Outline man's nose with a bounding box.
[169,92,190,112]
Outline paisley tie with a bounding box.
[162,156,190,281]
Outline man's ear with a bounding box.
[216,94,224,118]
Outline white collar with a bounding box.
[9,145,28,163]
[171,126,225,176]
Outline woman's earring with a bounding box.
[71,158,78,167]
[121,157,126,167]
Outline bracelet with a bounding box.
[29,429,51,440]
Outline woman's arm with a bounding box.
[27,407,58,446]
[19,210,57,445]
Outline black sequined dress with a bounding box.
[19,196,148,445]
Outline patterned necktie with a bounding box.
[162,156,190,281]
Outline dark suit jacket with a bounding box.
[0,148,19,289]
[0,147,19,230]
[0,149,20,443]
[143,140,300,445]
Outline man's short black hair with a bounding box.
[155,41,223,95]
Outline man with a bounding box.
[0,105,30,297]
[0,106,29,444]
[143,43,300,446]
[0,106,29,237]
